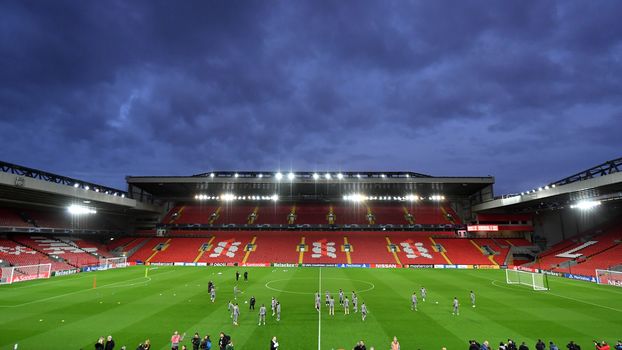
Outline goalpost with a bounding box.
[505,269,549,291]
[595,269,622,287]
[99,257,128,270]
[0,263,52,285]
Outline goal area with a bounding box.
[0,263,52,285]
[505,269,549,291]
[99,257,128,270]
[595,269,622,287]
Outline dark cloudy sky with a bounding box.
[1,1,621,195]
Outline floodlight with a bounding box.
[551,184,556,188]
[312,173,320,180]
[380,174,386,178]
[275,172,283,181]
[287,172,295,181]
[121,194,125,198]
[545,185,550,190]
[221,193,235,201]
[570,200,601,210]
[95,188,99,192]
[356,174,361,179]
[343,195,348,201]
[67,204,96,215]
[271,194,279,201]
[210,173,215,178]
[337,173,344,180]
[234,173,239,178]
[73,183,80,188]
[325,173,331,180]
[258,174,263,178]
[84,185,90,190]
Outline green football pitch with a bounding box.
[1,266,620,350]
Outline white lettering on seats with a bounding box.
[556,241,598,258]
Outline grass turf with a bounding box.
[0,266,621,350]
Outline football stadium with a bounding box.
[1,159,621,350]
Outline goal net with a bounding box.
[595,269,622,287]
[0,263,52,285]
[99,257,128,270]
[506,269,549,291]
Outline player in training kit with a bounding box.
[210,287,216,303]
[339,289,344,306]
[352,293,358,313]
[421,287,427,302]
[258,304,267,325]
[271,297,276,316]
[470,291,476,308]
[452,297,459,315]
[344,296,350,315]
[233,285,240,300]
[329,297,335,316]
[325,291,330,307]
[315,292,321,311]
[228,300,234,318]
[361,302,368,321]
[411,292,418,311]
[276,301,281,321]
[232,303,240,326]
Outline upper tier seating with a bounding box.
[162,203,461,226]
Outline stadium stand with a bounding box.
[0,207,28,227]
[0,238,75,271]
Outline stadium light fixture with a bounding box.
[287,172,295,181]
[545,185,550,190]
[73,183,80,188]
[234,173,239,178]
[380,174,386,178]
[94,188,99,193]
[312,173,320,180]
[275,172,283,181]
[356,174,361,179]
[271,194,279,201]
[325,173,331,180]
[551,184,556,188]
[405,174,410,178]
[221,193,235,201]
[258,173,263,178]
[406,194,418,202]
[210,173,215,178]
[67,204,96,215]
[337,173,344,180]
[570,200,601,210]
[121,194,125,198]
[84,185,90,190]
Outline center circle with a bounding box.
[265,277,375,295]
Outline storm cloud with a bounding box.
[1,0,621,194]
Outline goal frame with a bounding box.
[505,268,549,291]
[595,269,622,287]
[0,263,52,285]
[99,256,128,270]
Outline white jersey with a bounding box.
[361,304,368,314]
[421,288,427,297]
[271,298,276,309]
[453,299,459,308]
[412,294,417,303]
[329,298,335,308]
[233,305,240,316]
[259,306,267,315]
[344,298,350,308]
